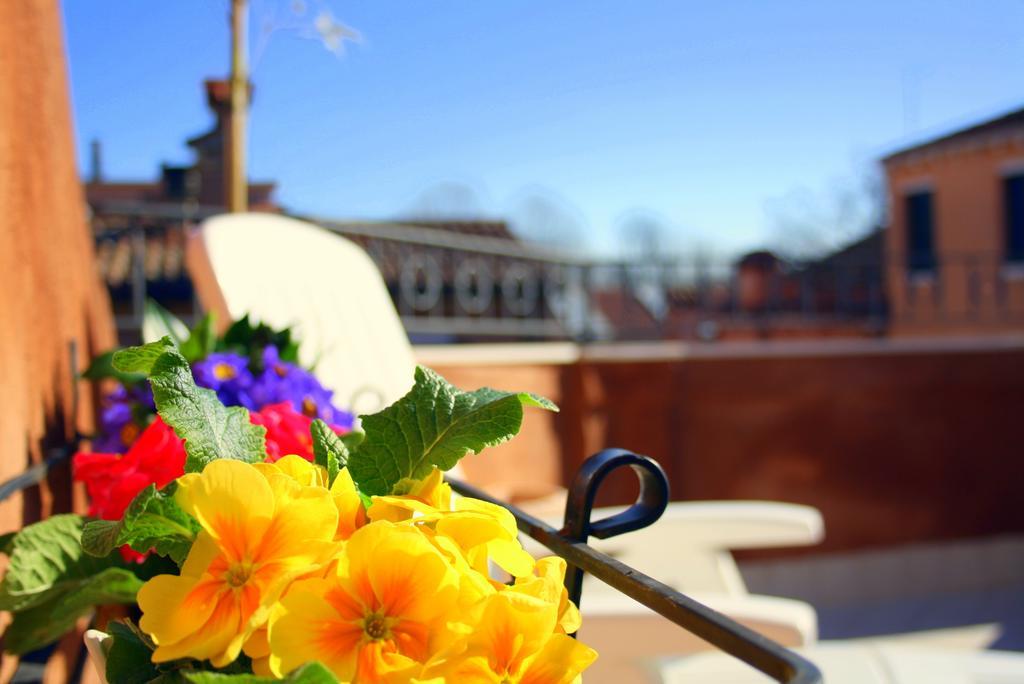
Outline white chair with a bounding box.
[576,501,822,642]
[186,213,416,415]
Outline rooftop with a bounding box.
[882,104,1024,164]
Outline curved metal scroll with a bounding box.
[560,448,670,607]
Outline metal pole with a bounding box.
[130,223,147,337]
[227,0,248,212]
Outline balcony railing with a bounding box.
[90,202,1024,345]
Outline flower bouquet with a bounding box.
[73,309,355,563]
[0,334,598,682]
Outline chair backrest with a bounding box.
[186,213,416,415]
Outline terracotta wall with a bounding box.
[885,136,1024,334]
[429,340,1024,554]
[0,2,114,541]
[0,3,115,677]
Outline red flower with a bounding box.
[250,401,349,463]
[74,417,187,562]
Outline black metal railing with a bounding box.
[89,202,1024,345]
[449,449,822,683]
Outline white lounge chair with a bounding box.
[576,501,822,641]
[186,212,416,414]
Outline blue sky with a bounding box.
[63,1,1024,256]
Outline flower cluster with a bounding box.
[139,458,597,683]
[193,346,352,428]
[74,402,349,557]
[75,337,354,551]
[0,333,584,680]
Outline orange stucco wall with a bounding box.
[885,135,1024,335]
[0,1,117,678]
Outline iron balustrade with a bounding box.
[90,202,1024,345]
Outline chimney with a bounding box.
[89,138,103,183]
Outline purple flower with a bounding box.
[192,352,255,408]
[249,346,354,429]
[94,385,154,452]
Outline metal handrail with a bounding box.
[449,449,822,684]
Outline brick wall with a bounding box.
[885,132,1024,334]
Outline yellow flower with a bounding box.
[510,557,581,635]
[268,520,462,682]
[432,590,596,684]
[367,470,534,580]
[368,467,452,523]
[253,455,367,542]
[434,497,535,579]
[331,467,368,540]
[255,454,327,487]
[137,459,338,666]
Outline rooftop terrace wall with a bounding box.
[420,336,1024,554]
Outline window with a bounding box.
[1005,173,1024,263]
[905,191,935,273]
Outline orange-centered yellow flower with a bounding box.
[137,459,338,666]
[268,520,462,682]
[433,590,597,684]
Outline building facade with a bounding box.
[883,107,1024,336]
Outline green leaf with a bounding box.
[185,662,338,683]
[348,366,558,496]
[179,312,218,363]
[310,420,348,484]
[143,300,190,346]
[4,568,143,655]
[339,430,364,452]
[0,516,142,654]
[113,337,176,376]
[0,531,16,555]
[105,620,162,684]
[0,515,128,612]
[219,316,300,366]
[219,314,255,350]
[82,350,147,385]
[82,483,199,565]
[113,339,267,473]
[105,620,196,683]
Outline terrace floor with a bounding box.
[741,534,1024,650]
